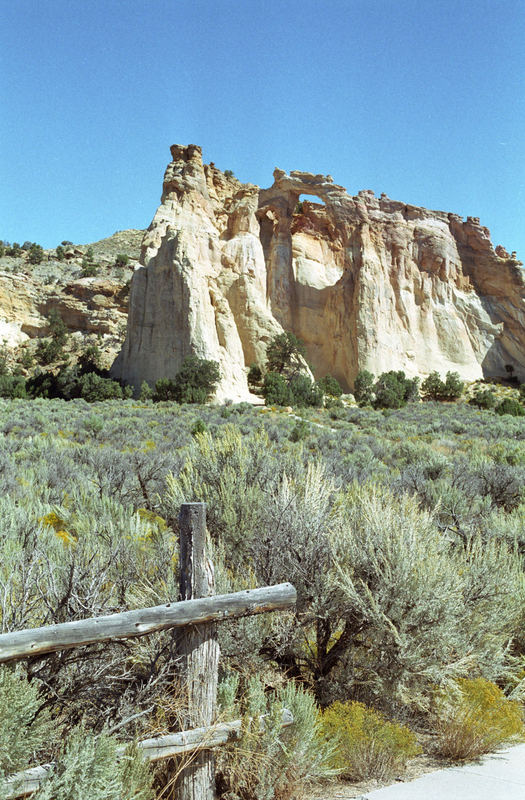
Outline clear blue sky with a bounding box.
[1,0,524,257]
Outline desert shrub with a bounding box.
[139,381,153,401]
[172,356,220,403]
[470,388,496,409]
[320,700,421,781]
[216,674,336,800]
[289,374,323,407]
[353,369,374,406]
[34,728,153,800]
[0,242,4,258]
[35,338,65,365]
[421,371,464,401]
[323,485,523,708]
[247,363,262,386]
[55,245,65,261]
[164,425,278,562]
[77,372,124,401]
[433,678,524,761]
[152,377,177,402]
[27,243,44,264]
[262,371,292,406]
[0,374,27,398]
[325,395,343,410]
[373,370,419,409]
[443,371,464,398]
[115,253,129,268]
[290,419,310,442]
[80,262,99,278]
[224,169,235,178]
[266,332,306,374]
[77,344,102,373]
[35,310,68,365]
[18,349,34,370]
[496,398,525,417]
[47,309,68,344]
[6,243,22,257]
[317,375,343,397]
[0,667,53,776]
[153,358,220,404]
[191,417,208,436]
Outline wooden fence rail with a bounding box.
[0,503,297,800]
[0,583,296,664]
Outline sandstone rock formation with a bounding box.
[113,145,525,399]
[0,230,140,370]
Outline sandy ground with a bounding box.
[305,751,445,800]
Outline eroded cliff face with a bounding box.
[113,145,525,399]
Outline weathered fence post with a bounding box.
[177,503,220,800]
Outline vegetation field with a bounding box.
[1,397,525,798]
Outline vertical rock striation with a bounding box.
[112,145,525,398]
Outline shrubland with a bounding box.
[0,397,524,798]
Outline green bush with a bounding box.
[115,253,129,268]
[0,374,27,398]
[421,371,464,401]
[35,338,65,366]
[139,380,153,401]
[152,377,177,402]
[373,370,419,409]
[34,728,153,800]
[175,356,220,403]
[77,344,102,374]
[191,417,208,436]
[27,243,44,264]
[153,357,220,403]
[216,674,336,800]
[247,363,262,386]
[6,243,22,257]
[266,332,306,374]
[19,349,34,370]
[495,398,525,417]
[320,700,421,781]
[0,667,53,776]
[77,373,124,402]
[289,374,323,407]
[80,262,99,278]
[224,169,235,178]
[470,388,496,409]
[55,245,65,261]
[290,419,310,442]
[433,678,524,760]
[353,369,374,406]
[317,374,343,397]
[263,372,292,406]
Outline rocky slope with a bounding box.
[0,231,141,371]
[112,145,525,400]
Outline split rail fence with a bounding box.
[0,502,297,800]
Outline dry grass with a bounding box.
[433,678,524,761]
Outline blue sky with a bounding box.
[1,0,524,257]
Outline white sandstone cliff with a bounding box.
[112,145,525,399]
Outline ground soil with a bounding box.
[305,748,444,799]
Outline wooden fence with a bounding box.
[0,502,297,800]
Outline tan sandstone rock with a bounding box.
[112,145,525,398]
